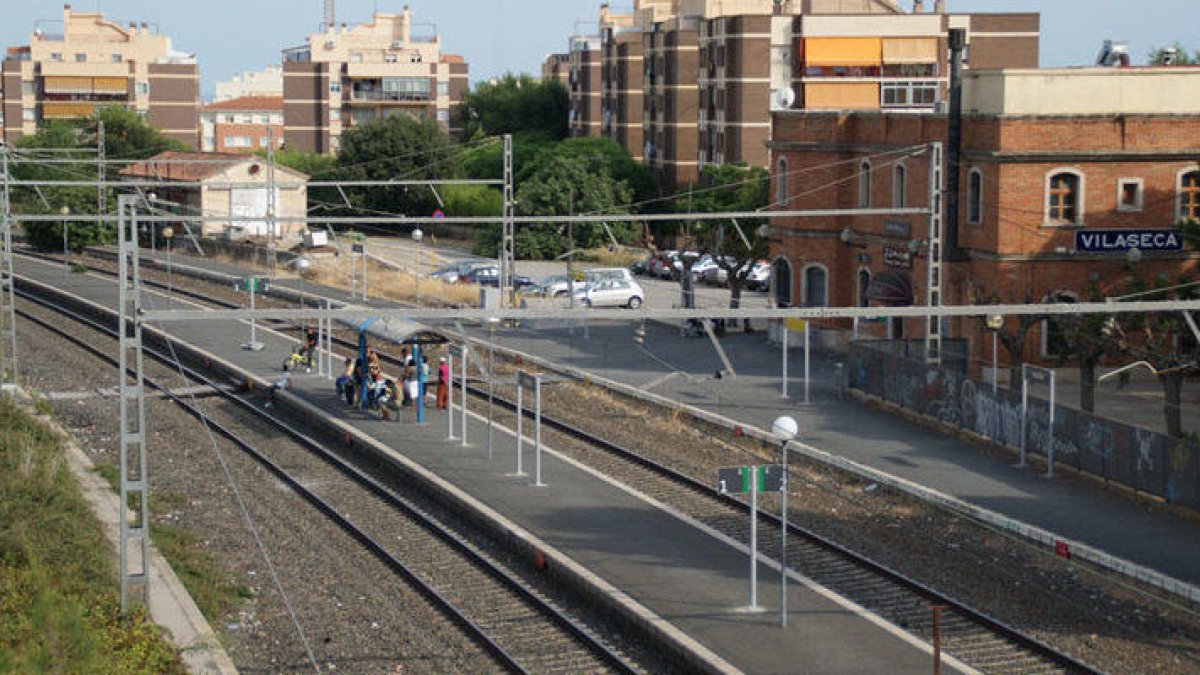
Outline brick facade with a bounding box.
[769,108,1200,367]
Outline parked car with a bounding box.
[533,274,584,297]
[745,261,771,291]
[698,256,739,285]
[584,267,634,285]
[430,260,488,284]
[572,279,645,309]
[462,266,533,289]
[669,251,702,280]
[651,251,679,279]
[630,257,650,276]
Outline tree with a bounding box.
[1108,275,1200,437]
[441,184,502,218]
[458,74,568,141]
[332,115,457,220]
[457,131,557,181]
[965,282,1046,386]
[271,148,338,213]
[1045,285,1121,413]
[524,137,657,204]
[13,110,186,252]
[475,152,634,259]
[685,165,770,312]
[1149,43,1198,65]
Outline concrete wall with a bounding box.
[965,68,1200,116]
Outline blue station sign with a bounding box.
[1075,229,1183,254]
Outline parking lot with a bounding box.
[364,236,771,311]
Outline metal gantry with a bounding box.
[116,195,151,612]
[925,141,945,365]
[0,144,17,388]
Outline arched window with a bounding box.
[1179,170,1200,222]
[858,160,872,208]
[776,156,789,207]
[772,257,793,308]
[1045,170,1084,225]
[803,264,828,307]
[857,269,872,308]
[892,164,906,208]
[967,168,983,224]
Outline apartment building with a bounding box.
[1,5,200,147]
[578,0,1038,189]
[568,35,602,138]
[767,67,1200,365]
[215,66,283,102]
[542,53,570,87]
[281,8,469,155]
[200,96,284,154]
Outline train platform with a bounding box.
[16,257,955,673]
[122,248,1200,592]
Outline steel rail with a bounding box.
[13,285,639,675]
[27,250,1102,672]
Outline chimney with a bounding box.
[934,0,945,12]
[913,0,924,13]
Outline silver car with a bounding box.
[572,279,645,309]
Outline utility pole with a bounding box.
[267,127,277,280]
[0,143,18,387]
[567,190,575,310]
[501,133,515,308]
[97,119,106,217]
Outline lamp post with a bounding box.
[162,226,175,306]
[485,317,500,460]
[412,227,424,305]
[771,415,798,629]
[59,205,70,280]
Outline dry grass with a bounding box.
[302,256,481,307]
[575,247,646,268]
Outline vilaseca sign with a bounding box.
[1075,229,1183,254]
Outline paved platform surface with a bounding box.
[19,258,949,673]
[125,249,1200,588]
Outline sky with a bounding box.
[3,0,1198,100]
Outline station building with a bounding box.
[767,66,1200,367]
[281,7,468,154]
[1,4,200,148]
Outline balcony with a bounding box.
[349,90,430,103]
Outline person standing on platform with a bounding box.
[436,357,450,410]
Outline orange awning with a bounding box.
[43,76,93,94]
[43,102,97,119]
[882,38,939,65]
[803,83,879,110]
[92,77,128,93]
[803,38,882,67]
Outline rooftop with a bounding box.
[119,151,307,182]
[202,96,284,112]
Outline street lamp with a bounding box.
[59,205,70,279]
[771,415,799,629]
[162,226,175,306]
[412,227,424,305]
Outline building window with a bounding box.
[1178,170,1200,222]
[223,114,236,124]
[858,161,872,208]
[436,109,450,123]
[776,157,788,207]
[50,53,63,62]
[224,136,252,148]
[21,81,34,96]
[330,80,342,94]
[858,269,872,308]
[773,257,793,308]
[111,53,123,64]
[257,114,270,124]
[803,264,828,308]
[136,81,149,96]
[893,164,906,208]
[410,52,423,64]
[1117,178,1144,213]
[881,81,938,108]
[385,53,398,63]
[259,136,271,147]
[967,168,983,224]
[1045,170,1084,226]
[22,108,35,122]
[350,52,363,63]
[74,53,86,63]
[437,82,449,96]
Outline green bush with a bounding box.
[0,396,184,673]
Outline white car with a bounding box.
[573,279,645,309]
[745,261,771,291]
[534,275,584,297]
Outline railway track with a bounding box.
[24,250,1102,673]
[12,279,645,675]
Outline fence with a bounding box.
[848,341,1200,511]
